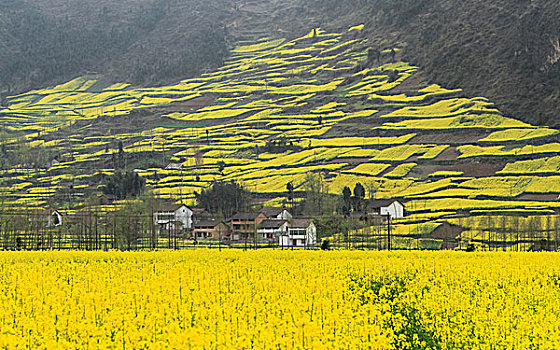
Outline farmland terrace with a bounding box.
[0,26,559,248]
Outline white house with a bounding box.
[279,219,317,247]
[257,220,289,241]
[31,209,63,228]
[154,204,193,233]
[370,200,405,219]
[260,207,292,221]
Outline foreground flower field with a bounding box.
[1,251,560,349]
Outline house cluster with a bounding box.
[154,204,317,247]
[153,199,406,246]
[28,199,406,248]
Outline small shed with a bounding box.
[369,199,405,219]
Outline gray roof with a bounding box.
[369,199,404,208]
[258,219,287,229]
[289,218,313,228]
[194,220,223,229]
[260,206,288,218]
[158,203,190,212]
[231,212,263,221]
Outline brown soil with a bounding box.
[429,222,463,240]
[161,95,216,112]
[410,130,489,145]
[518,194,559,201]
[434,147,459,161]
[388,71,427,93]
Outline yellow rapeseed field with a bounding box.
[1,251,560,349]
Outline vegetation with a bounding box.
[0,0,228,93]
[102,171,145,200]
[307,0,560,127]
[195,181,251,219]
[0,251,560,348]
[0,25,558,249]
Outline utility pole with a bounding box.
[387,214,392,251]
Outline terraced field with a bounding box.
[1,26,559,248]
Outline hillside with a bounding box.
[1,25,559,249]
[306,0,560,128]
[1,0,559,127]
[0,0,229,94]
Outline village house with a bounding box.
[30,209,63,228]
[164,163,183,170]
[257,219,289,241]
[279,219,317,247]
[192,219,229,240]
[369,199,405,219]
[191,207,208,219]
[229,212,267,241]
[153,204,193,233]
[259,207,293,221]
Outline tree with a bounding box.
[303,172,332,216]
[342,186,352,216]
[112,199,148,250]
[102,171,145,200]
[367,181,379,200]
[217,161,226,174]
[195,181,250,218]
[286,182,294,209]
[367,47,381,63]
[387,69,399,83]
[353,183,366,212]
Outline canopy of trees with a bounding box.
[102,171,145,199]
[195,181,251,219]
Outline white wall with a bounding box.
[174,206,193,229]
[380,202,404,219]
[257,222,289,240]
[278,210,293,221]
[155,206,193,231]
[281,222,317,247]
[306,223,317,245]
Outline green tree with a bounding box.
[353,183,366,212]
[303,172,332,216]
[217,160,226,174]
[286,181,295,209]
[342,186,352,216]
[195,181,250,218]
[102,171,145,200]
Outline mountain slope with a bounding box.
[2,0,559,128]
[0,0,229,95]
[306,0,560,127]
[0,26,559,248]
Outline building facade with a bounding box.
[154,204,193,233]
[279,219,317,247]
